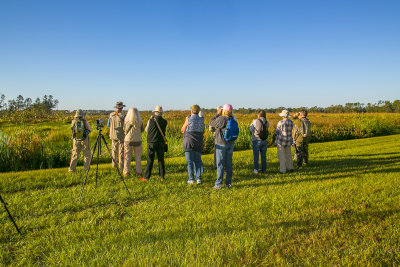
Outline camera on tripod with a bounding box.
[96,119,104,129]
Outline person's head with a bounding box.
[279,109,291,119]
[74,109,85,119]
[222,104,233,117]
[258,110,266,119]
[216,106,223,115]
[191,104,200,115]
[153,105,163,116]
[300,109,308,118]
[115,101,125,112]
[126,107,142,125]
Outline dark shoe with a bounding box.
[225,184,232,189]
[288,169,294,173]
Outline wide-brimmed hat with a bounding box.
[279,110,291,118]
[74,109,85,118]
[223,104,233,112]
[115,101,125,109]
[153,106,163,113]
[191,104,200,114]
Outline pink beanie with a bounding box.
[223,104,233,112]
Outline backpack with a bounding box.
[258,119,268,140]
[302,118,311,138]
[73,118,87,141]
[224,117,239,142]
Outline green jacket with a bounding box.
[293,117,311,143]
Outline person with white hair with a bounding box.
[141,106,168,181]
[123,107,144,177]
[275,110,294,174]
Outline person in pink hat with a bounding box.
[209,104,239,189]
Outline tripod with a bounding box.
[0,194,21,234]
[79,126,132,201]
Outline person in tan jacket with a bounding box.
[107,101,125,170]
[123,107,144,177]
[69,109,92,172]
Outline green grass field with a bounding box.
[1,135,400,265]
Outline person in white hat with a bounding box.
[141,106,168,181]
[275,110,294,173]
[69,109,92,172]
[107,101,126,170]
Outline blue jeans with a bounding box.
[215,143,235,186]
[252,139,268,172]
[185,151,202,181]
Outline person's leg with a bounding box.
[213,144,217,169]
[193,151,202,182]
[225,143,234,186]
[296,141,304,167]
[111,140,118,167]
[285,146,294,171]
[277,145,286,173]
[133,144,142,175]
[185,151,195,182]
[123,142,132,176]
[144,143,155,179]
[82,138,91,172]
[118,140,124,170]
[252,140,259,172]
[156,142,165,178]
[304,140,309,165]
[215,145,224,187]
[260,140,267,173]
[69,139,80,172]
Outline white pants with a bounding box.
[277,145,293,173]
[123,142,143,176]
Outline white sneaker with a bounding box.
[253,169,259,174]
[196,180,202,185]
[187,180,195,184]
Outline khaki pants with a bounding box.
[69,138,91,172]
[123,142,142,176]
[277,145,294,173]
[111,139,124,170]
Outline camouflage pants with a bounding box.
[123,142,142,176]
[69,138,91,172]
[295,141,309,167]
[111,139,124,170]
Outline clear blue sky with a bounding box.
[1,0,399,111]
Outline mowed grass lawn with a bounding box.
[1,135,400,265]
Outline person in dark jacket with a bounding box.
[181,104,205,185]
[209,104,236,189]
[141,106,168,181]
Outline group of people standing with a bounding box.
[68,102,311,189]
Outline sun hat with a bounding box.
[279,110,291,118]
[223,104,233,112]
[153,106,163,113]
[191,104,200,114]
[115,101,126,109]
[74,109,85,118]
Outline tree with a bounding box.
[0,94,6,111]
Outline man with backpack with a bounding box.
[69,109,92,173]
[209,104,239,189]
[250,110,269,174]
[293,110,311,167]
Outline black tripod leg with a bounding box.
[101,135,132,198]
[95,137,101,187]
[0,194,21,234]
[79,135,99,201]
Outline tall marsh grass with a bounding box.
[0,113,399,172]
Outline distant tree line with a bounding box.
[0,94,59,121]
[203,100,400,114]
